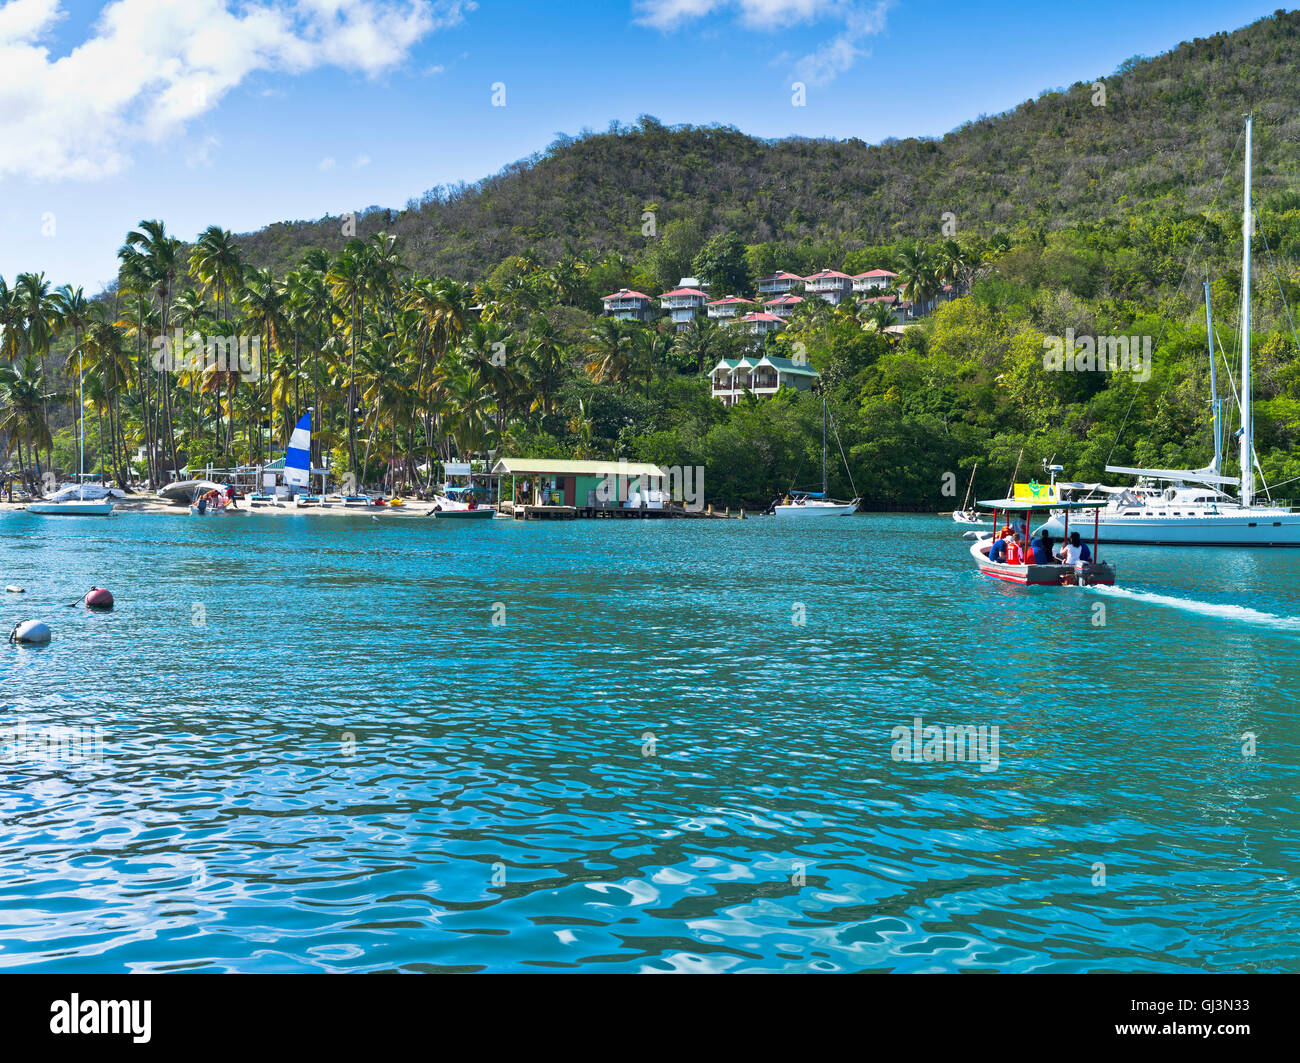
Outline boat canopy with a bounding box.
[1104,464,1239,487]
[976,497,1107,511]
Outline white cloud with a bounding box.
[185,133,220,168]
[317,156,336,170]
[353,153,370,168]
[0,0,476,181]
[423,63,445,75]
[636,0,889,85]
[635,0,843,32]
[794,1,889,87]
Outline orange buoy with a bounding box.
[85,587,114,610]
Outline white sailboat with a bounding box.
[770,399,860,517]
[1045,114,1300,546]
[27,338,114,517]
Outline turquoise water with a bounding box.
[1,511,1297,972]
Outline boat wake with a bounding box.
[1089,585,1300,632]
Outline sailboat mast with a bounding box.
[1240,114,1255,508]
[78,346,85,501]
[822,400,828,497]
[1204,281,1222,478]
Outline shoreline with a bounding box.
[0,496,462,518]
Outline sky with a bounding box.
[0,0,1288,292]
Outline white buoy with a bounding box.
[10,619,51,644]
[5,585,24,593]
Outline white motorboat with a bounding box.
[770,399,860,516]
[1044,116,1300,547]
[27,498,115,516]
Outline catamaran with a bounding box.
[770,399,860,517]
[1045,115,1300,546]
[27,340,114,516]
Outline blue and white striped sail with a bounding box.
[285,413,311,488]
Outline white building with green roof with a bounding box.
[709,355,820,406]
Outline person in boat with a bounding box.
[1056,532,1090,572]
[988,529,1010,563]
[1006,533,1026,565]
[1031,530,1054,565]
[1060,531,1093,563]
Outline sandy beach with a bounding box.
[0,496,468,517]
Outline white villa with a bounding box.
[705,295,756,320]
[852,269,898,293]
[658,286,709,329]
[710,355,820,406]
[756,271,806,297]
[763,294,804,319]
[731,311,785,335]
[601,289,654,322]
[803,269,854,305]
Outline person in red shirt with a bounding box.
[1006,534,1025,565]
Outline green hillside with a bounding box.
[237,10,1300,284]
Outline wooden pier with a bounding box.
[497,501,750,520]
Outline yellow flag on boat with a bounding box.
[1013,481,1059,503]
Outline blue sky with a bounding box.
[0,0,1286,292]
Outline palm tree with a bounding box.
[0,353,59,494]
[14,272,60,471]
[53,285,93,464]
[673,315,722,374]
[326,240,370,474]
[521,318,568,418]
[123,220,185,478]
[0,277,21,362]
[896,243,940,317]
[630,326,672,398]
[585,317,634,391]
[77,305,132,485]
[189,226,245,466]
[239,266,287,460]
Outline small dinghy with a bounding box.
[427,493,495,519]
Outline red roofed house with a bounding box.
[763,294,805,320]
[756,271,806,297]
[602,289,653,323]
[658,287,709,329]
[732,312,786,335]
[706,295,756,320]
[852,269,899,294]
[804,269,854,305]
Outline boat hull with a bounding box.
[428,507,494,520]
[771,502,857,517]
[27,502,114,516]
[969,540,1115,586]
[1041,510,1300,546]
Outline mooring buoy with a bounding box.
[9,619,51,644]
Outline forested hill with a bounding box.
[238,9,1300,282]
